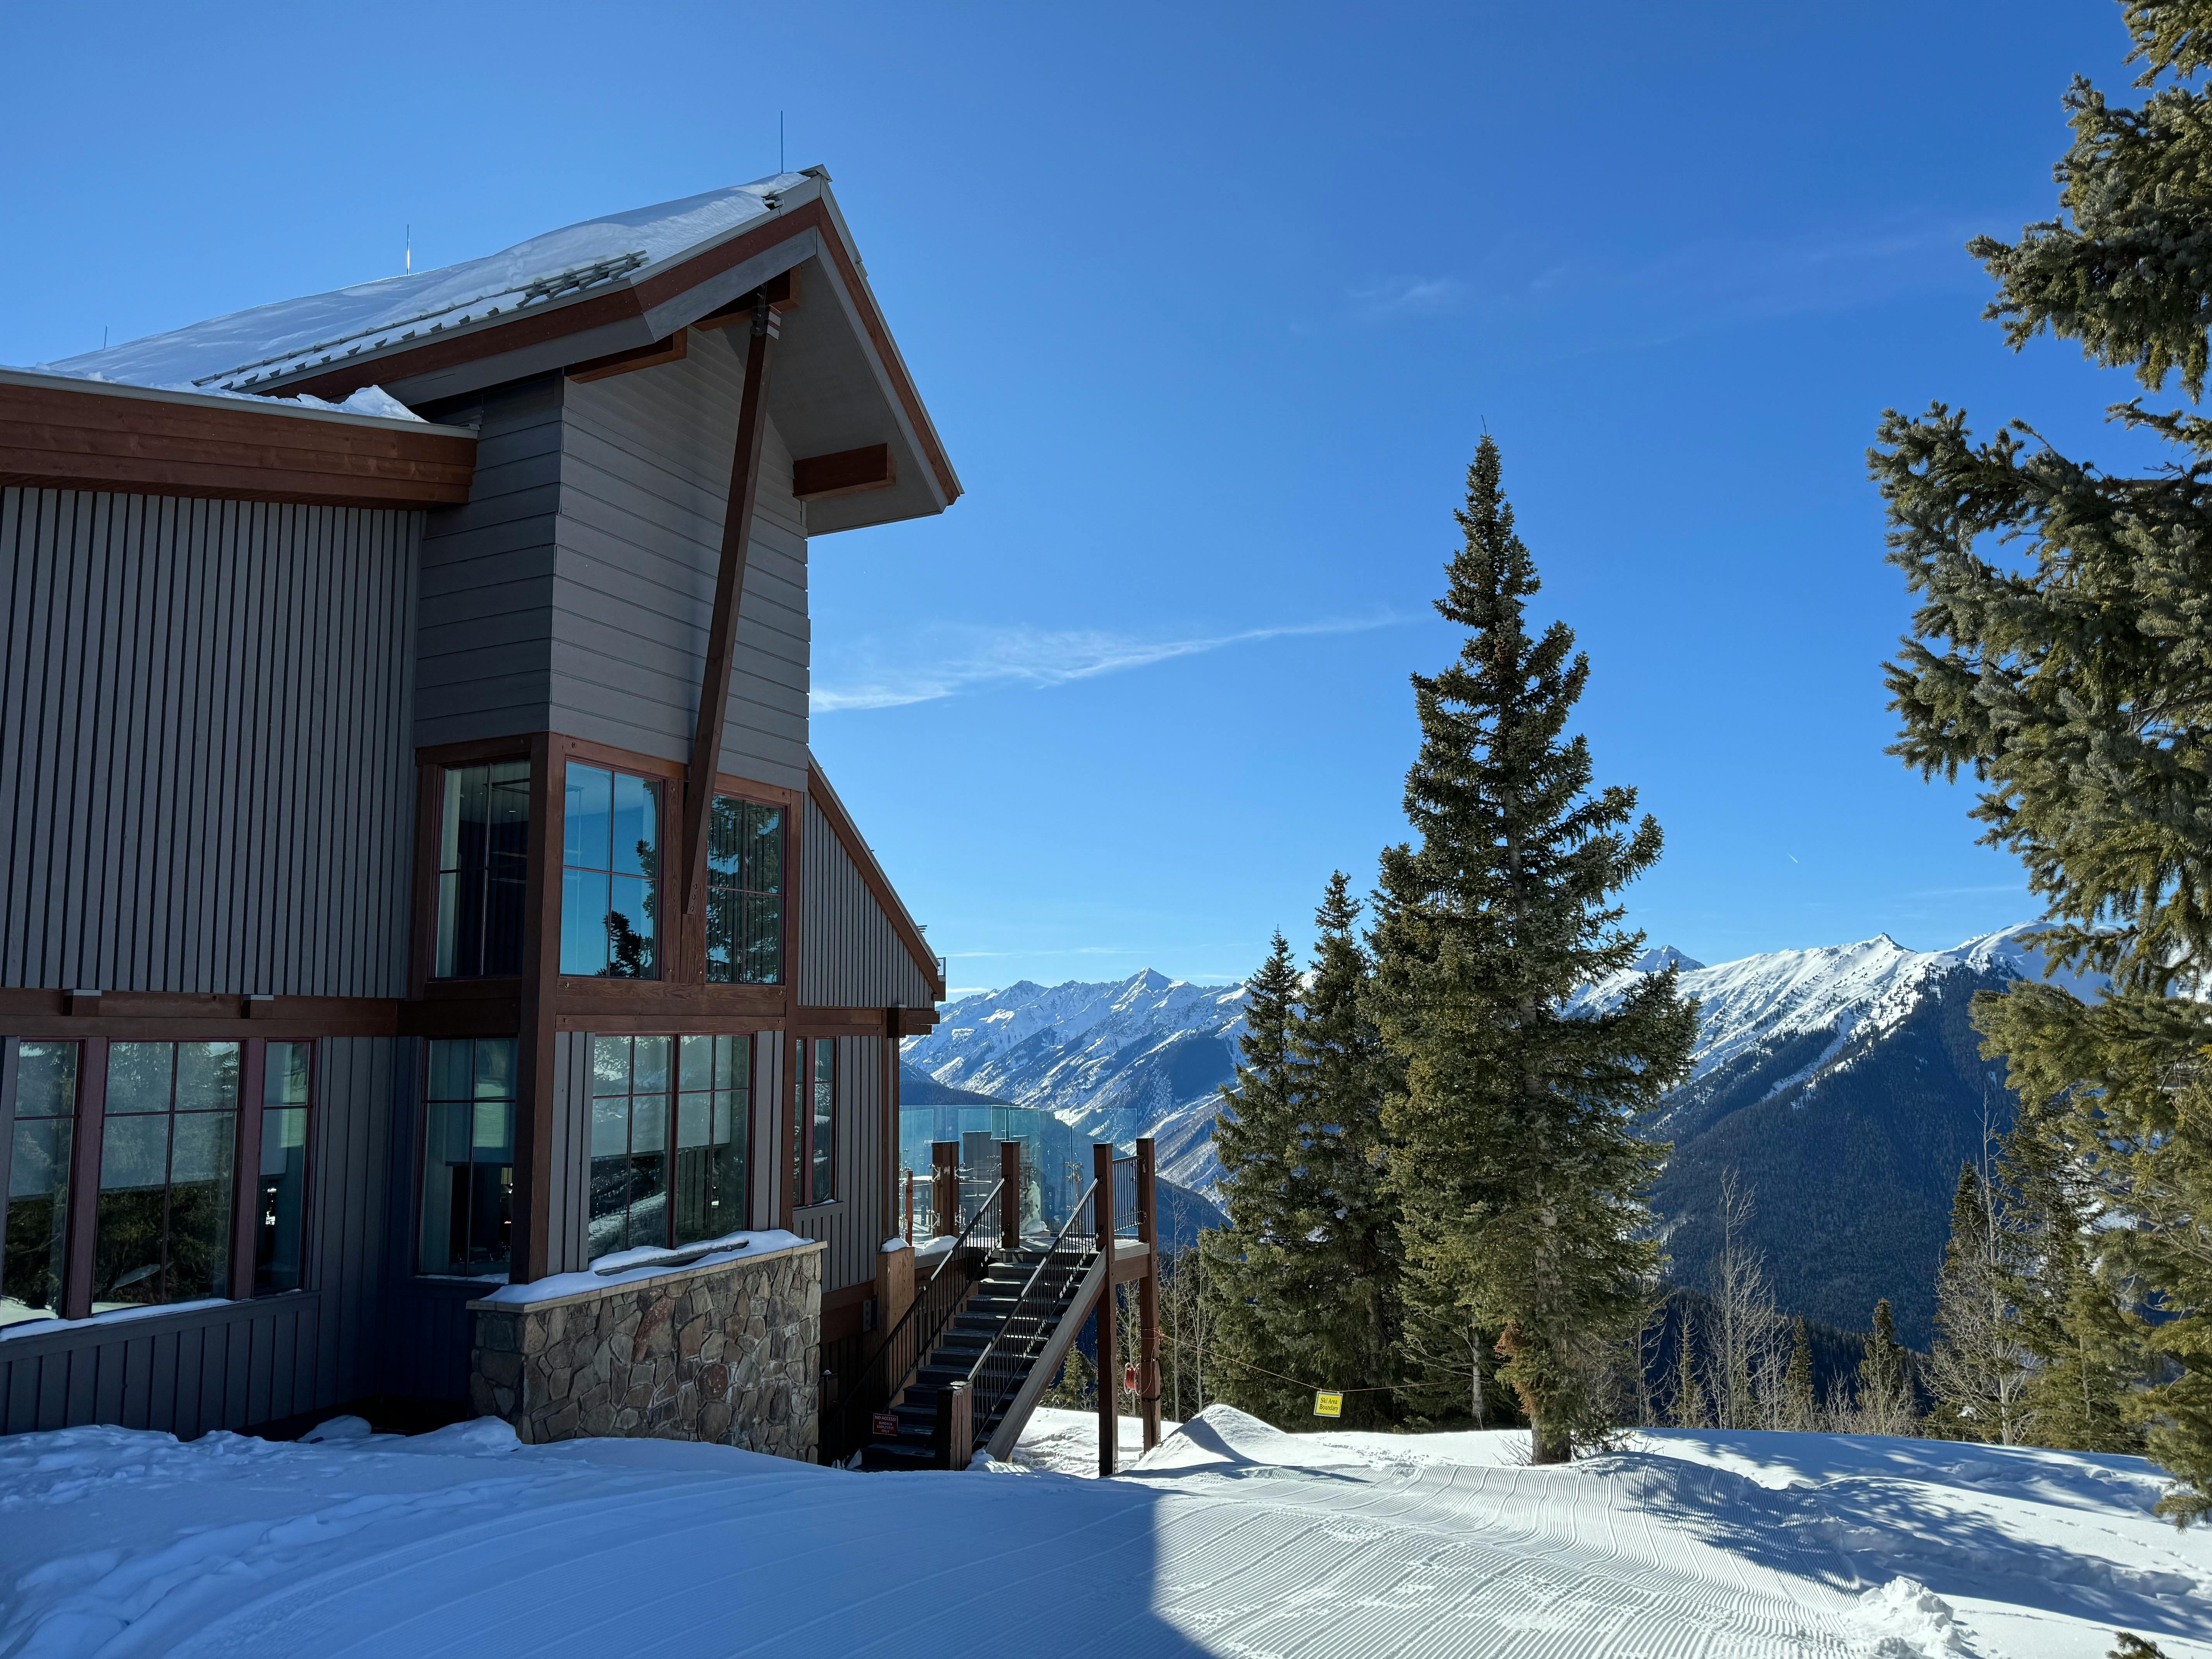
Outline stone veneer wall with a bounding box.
[467,1239,824,1459]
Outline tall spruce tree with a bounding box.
[1786,1319,1819,1432]
[1200,934,1312,1425]
[1372,436,1698,1464]
[1288,873,1403,1426]
[1201,895,1403,1429]
[2000,1098,2149,1454]
[1872,0,2212,1520]
[1856,1299,1918,1436]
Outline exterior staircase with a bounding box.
[860,1240,1101,1471]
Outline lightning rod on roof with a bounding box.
[780,112,785,174]
[405,225,412,277]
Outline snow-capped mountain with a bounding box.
[909,924,2104,1347]
[902,971,1250,1192]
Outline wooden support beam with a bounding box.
[508,733,563,1283]
[60,1039,106,1321]
[693,268,798,326]
[679,293,780,977]
[1096,1140,1116,1479]
[792,443,895,501]
[1137,1136,1161,1453]
[564,330,690,384]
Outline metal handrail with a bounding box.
[825,1177,1006,1462]
[958,1178,1103,1454]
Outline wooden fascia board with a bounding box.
[805,759,945,1001]
[0,374,476,508]
[791,443,895,501]
[565,329,690,384]
[264,196,960,506]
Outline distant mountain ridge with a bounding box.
[902,926,2100,1346]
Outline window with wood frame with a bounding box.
[96,1042,240,1308]
[588,1034,751,1262]
[707,795,783,984]
[797,1037,835,1207]
[2,1041,78,1326]
[561,763,659,979]
[254,1042,313,1295]
[435,760,530,978]
[419,1038,515,1277]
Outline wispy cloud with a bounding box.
[1351,275,1467,322]
[814,615,1392,713]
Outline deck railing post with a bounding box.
[1000,1139,1022,1252]
[936,1379,971,1470]
[1136,1136,1161,1452]
[1094,1140,1116,1478]
[932,1140,959,1238]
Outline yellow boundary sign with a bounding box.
[1313,1391,1343,1419]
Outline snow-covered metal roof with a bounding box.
[33,174,815,397]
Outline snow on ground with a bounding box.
[1006,1405,1180,1475]
[0,1408,2203,1659]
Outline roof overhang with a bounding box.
[259,179,958,534]
[0,368,477,509]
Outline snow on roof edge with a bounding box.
[0,365,474,436]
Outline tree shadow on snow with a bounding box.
[1601,1438,2203,1652]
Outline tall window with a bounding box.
[589,1036,670,1258]
[675,1036,749,1245]
[799,1037,835,1206]
[256,1042,312,1295]
[420,1038,514,1276]
[97,1042,239,1308]
[590,1035,752,1262]
[707,796,782,984]
[436,761,530,978]
[3,1042,77,1325]
[562,764,658,978]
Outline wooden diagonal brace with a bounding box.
[681,292,780,970]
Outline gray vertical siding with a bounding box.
[791,1032,887,1294]
[554,333,810,790]
[798,795,936,1010]
[0,1034,395,1437]
[548,1031,591,1276]
[0,488,417,996]
[413,376,565,748]
[752,1032,786,1234]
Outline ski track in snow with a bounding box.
[1,1410,2204,1658]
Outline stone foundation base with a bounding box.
[468,1238,824,1461]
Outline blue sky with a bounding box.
[0,3,2148,991]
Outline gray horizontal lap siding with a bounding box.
[799,796,936,1011]
[0,488,415,996]
[414,377,563,749]
[554,331,809,790]
[0,1034,395,1437]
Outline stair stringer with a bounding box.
[984,1248,1111,1463]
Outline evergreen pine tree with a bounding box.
[1785,1318,1819,1432]
[1999,1100,2148,1454]
[1372,436,1698,1463]
[1873,0,2212,1520]
[1673,1304,1707,1430]
[1199,934,1313,1425]
[1855,1300,1917,1436]
[1287,873,1403,1427]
